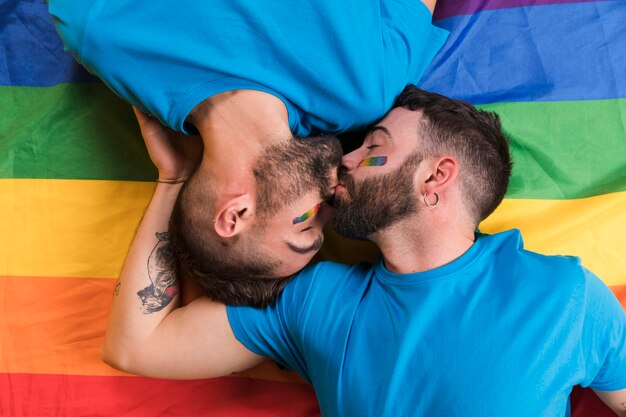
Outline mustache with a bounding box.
[338,168,356,195]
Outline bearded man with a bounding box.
[103,86,626,416]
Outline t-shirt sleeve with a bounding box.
[226,264,323,380]
[579,267,626,391]
[381,0,449,86]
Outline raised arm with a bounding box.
[102,109,264,379]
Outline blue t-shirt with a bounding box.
[227,230,626,417]
[48,0,448,135]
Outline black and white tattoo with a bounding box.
[137,231,178,314]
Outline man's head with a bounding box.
[333,85,511,240]
[170,134,342,307]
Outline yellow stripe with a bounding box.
[1,179,624,285]
[480,193,626,286]
[1,179,154,279]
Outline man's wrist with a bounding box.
[156,177,187,184]
[153,181,185,198]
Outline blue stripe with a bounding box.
[4,0,625,101]
[422,1,626,104]
[0,0,97,86]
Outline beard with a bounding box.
[332,153,421,240]
[254,135,343,215]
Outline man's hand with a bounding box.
[133,107,203,182]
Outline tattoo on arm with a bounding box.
[137,231,179,314]
[114,281,121,296]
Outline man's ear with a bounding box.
[212,194,255,238]
[419,156,459,195]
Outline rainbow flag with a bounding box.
[1,0,624,415]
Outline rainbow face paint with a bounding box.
[293,203,321,225]
[358,156,387,167]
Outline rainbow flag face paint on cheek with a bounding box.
[293,203,321,225]
[358,156,387,167]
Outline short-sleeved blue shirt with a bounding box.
[227,230,626,417]
[49,0,448,135]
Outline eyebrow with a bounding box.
[366,125,391,138]
[286,234,324,255]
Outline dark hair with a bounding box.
[393,85,512,222]
[168,134,341,308]
[169,169,291,308]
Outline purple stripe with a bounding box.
[433,0,606,20]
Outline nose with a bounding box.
[341,150,359,171]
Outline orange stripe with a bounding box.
[0,275,124,376]
[3,274,624,379]
[0,275,303,382]
[611,284,626,310]
[2,275,624,378]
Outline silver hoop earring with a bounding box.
[423,192,440,208]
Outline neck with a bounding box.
[190,90,292,190]
[373,209,477,275]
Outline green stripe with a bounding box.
[1,85,625,199]
[0,84,156,181]
[477,99,626,199]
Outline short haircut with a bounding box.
[393,85,512,223]
[169,166,290,308]
[168,134,341,308]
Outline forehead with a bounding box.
[373,107,423,148]
[378,107,422,131]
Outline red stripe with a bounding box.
[0,373,320,417]
[0,373,613,416]
[571,386,616,417]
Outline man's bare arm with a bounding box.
[101,110,263,379]
[421,0,437,15]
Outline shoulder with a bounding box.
[480,229,587,292]
[484,229,583,272]
[489,230,620,318]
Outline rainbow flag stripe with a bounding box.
[1,0,624,416]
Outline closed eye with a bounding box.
[301,226,314,232]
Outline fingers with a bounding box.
[133,106,154,130]
[132,106,147,121]
[133,106,160,128]
[133,106,167,142]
